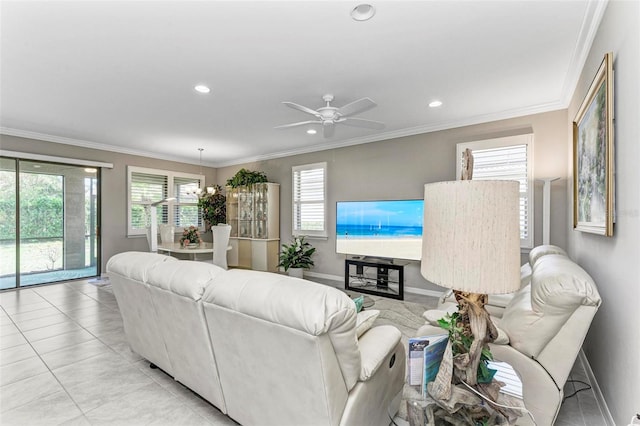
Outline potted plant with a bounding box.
[278,236,316,278]
[180,226,202,247]
[226,168,268,188]
[197,185,226,231]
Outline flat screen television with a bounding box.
[336,199,424,261]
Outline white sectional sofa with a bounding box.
[106,252,405,426]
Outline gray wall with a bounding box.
[566,1,640,424]
[0,134,217,272]
[217,108,569,293]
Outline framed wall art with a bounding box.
[573,52,614,236]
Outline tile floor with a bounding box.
[1,279,607,425]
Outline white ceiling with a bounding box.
[0,1,606,168]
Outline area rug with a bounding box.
[88,276,111,286]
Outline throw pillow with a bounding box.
[356,309,380,338]
[353,295,365,313]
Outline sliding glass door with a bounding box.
[0,157,100,289]
[0,158,17,289]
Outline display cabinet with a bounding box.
[226,183,279,271]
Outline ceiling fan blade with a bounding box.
[323,122,335,138]
[282,102,320,117]
[340,117,386,130]
[338,97,377,117]
[274,120,320,129]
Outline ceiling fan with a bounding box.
[275,94,385,138]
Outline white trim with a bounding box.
[578,350,615,426]
[292,162,328,238]
[303,271,343,282]
[0,128,212,168]
[456,134,535,249]
[304,271,445,298]
[3,99,564,169]
[559,0,609,106]
[404,286,445,298]
[0,149,114,169]
[213,103,565,167]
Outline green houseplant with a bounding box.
[197,185,226,231]
[226,168,268,188]
[278,236,316,277]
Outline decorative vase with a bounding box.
[288,267,304,278]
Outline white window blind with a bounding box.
[292,162,327,237]
[127,166,203,236]
[173,177,201,228]
[457,134,534,248]
[129,172,168,233]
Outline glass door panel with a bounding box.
[19,162,64,286]
[0,158,100,289]
[0,158,17,289]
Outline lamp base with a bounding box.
[427,291,523,425]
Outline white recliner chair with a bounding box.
[433,246,569,319]
[211,224,231,269]
[417,246,601,426]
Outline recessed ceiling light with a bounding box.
[306,129,317,135]
[194,85,211,94]
[84,168,97,173]
[351,4,376,21]
[429,100,443,108]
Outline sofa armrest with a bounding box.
[489,343,562,426]
[358,325,401,381]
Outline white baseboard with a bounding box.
[579,350,615,426]
[404,286,444,298]
[303,271,343,282]
[303,272,444,299]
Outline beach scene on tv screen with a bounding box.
[336,200,423,260]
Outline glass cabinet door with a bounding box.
[226,187,239,237]
[238,186,253,238]
[253,183,268,239]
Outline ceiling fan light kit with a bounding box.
[275,93,385,138]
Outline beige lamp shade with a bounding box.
[421,180,521,295]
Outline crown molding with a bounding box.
[214,99,566,168]
[559,0,609,106]
[0,127,216,168]
[3,98,565,169]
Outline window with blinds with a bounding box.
[456,134,534,248]
[127,166,203,236]
[292,162,327,237]
[173,177,201,228]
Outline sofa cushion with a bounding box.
[202,269,362,390]
[356,310,380,338]
[147,260,225,301]
[528,244,567,267]
[106,251,177,282]
[500,254,601,358]
[520,262,532,288]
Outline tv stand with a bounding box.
[345,258,404,300]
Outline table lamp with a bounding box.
[421,180,520,419]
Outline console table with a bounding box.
[344,258,404,300]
